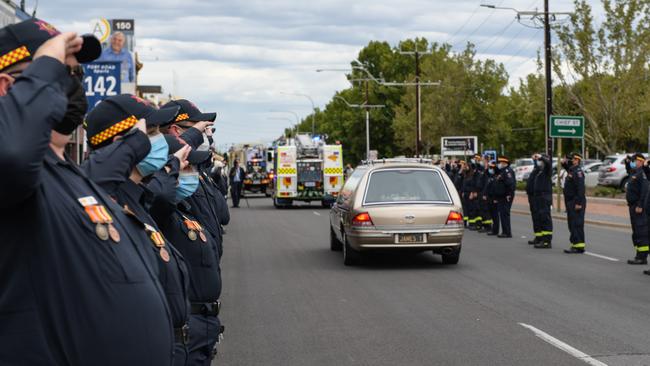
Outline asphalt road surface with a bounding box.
[217,197,650,366]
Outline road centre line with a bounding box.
[584,252,619,262]
[313,211,321,216]
[519,323,608,366]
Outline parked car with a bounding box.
[598,154,646,190]
[514,158,535,182]
[329,159,464,266]
[552,162,603,188]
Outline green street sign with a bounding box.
[550,115,584,139]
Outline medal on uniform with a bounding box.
[83,204,118,242]
[108,223,121,243]
[95,223,109,241]
[159,247,170,262]
[199,231,207,242]
[188,230,198,241]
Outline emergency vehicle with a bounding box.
[230,144,274,196]
[271,134,344,208]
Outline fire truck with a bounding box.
[230,145,274,196]
[271,134,344,208]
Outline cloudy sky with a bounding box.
[35,0,602,149]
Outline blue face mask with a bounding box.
[630,161,638,169]
[488,168,495,175]
[137,134,169,177]
[176,172,200,201]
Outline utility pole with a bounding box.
[398,47,432,157]
[481,3,572,158]
[543,0,553,157]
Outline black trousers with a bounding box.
[496,198,513,235]
[187,314,221,366]
[628,206,649,258]
[480,197,492,227]
[533,194,553,242]
[527,195,539,236]
[174,342,189,366]
[566,199,586,247]
[488,200,499,234]
[230,182,242,207]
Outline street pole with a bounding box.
[415,52,421,157]
[556,138,562,213]
[544,0,553,157]
[365,80,370,160]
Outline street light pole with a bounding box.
[334,95,385,160]
[280,92,316,136]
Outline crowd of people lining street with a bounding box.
[0,19,241,366]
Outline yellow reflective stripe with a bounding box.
[463,217,469,221]
[540,231,553,235]
[534,232,544,237]
[638,246,649,252]
[483,220,493,224]
[572,243,586,249]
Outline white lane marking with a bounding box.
[519,323,608,366]
[313,211,321,216]
[585,252,619,262]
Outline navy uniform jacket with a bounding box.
[563,165,586,206]
[494,166,516,199]
[525,167,539,196]
[188,179,225,257]
[626,168,648,208]
[82,131,191,329]
[150,182,223,304]
[0,57,173,365]
[532,157,552,196]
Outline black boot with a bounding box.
[643,270,650,275]
[497,234,512,238]
[564,247,585,254]
[534,241,552,249]
[528,237,539,245]
[487,232,498,236]
[627,257,648,265]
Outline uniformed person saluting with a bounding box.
[0,19,174,365]
[526,154,541,244]
[82,95,195,366]
[150,135,224,366]
[491,156,515,238]
[532,154,554,249]
[485,160,498,235]
[624,153,649,264]
[562,152,587,254]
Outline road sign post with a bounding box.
[549,116,584,139]
[550,115,584,212]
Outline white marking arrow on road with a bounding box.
[519,323,608,366]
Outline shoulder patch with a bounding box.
[577,171,584,178]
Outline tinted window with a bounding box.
[337,168,366,205]
[602,157,617,165]
[364,169,451,204]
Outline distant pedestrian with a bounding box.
[344,163,354,178]
[229,160,245,208]
[625,153,649,264]
[563,152,587,254]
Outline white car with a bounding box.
[514,158,535,182]
[552,162,603,188]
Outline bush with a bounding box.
[593,186,619,198]
[516,181,527,191]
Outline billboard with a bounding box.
[91,18,135,88]
[83,61,121,111]
[441,136,478,157]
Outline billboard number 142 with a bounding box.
[84,76,118,97]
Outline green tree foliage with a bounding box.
[554,0,650,155]
[291,0,650,163]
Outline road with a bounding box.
[217,197,650,366]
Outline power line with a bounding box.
[476,17,517,54]
[503,28,543,66]
[444,1,484,46]
[453,0,506,50]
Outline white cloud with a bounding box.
[33,0,603,145]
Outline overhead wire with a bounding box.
[453,0,506,50]
[444,1,484,46]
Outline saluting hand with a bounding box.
[34,32,83,64]
[636,206,643,214]
[174,145,192,171]
[575,204,583,211]
[191,121,214,133]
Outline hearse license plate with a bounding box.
[304,182,316,187]
[397,233,425,244]
[254,180,261,184]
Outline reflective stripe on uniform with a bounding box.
[483,220,493,225]
[572,243,586,249]
[534,232,544,237]
[540,231,553,236]
[638,246,650,253]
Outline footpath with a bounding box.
[512,191,631,231]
